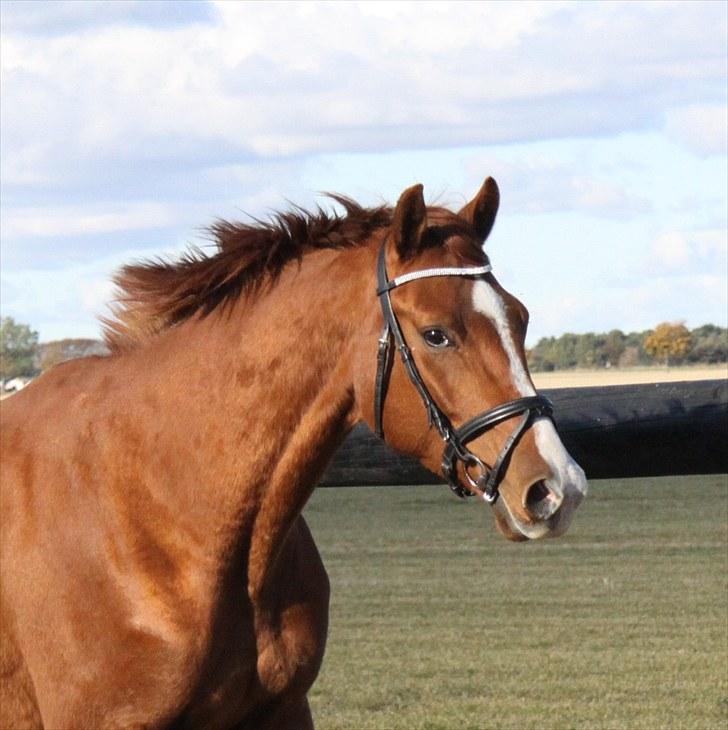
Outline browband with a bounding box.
[377,263,492,294]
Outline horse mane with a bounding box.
[103,195,392,352]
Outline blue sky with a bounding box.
[1,0,726,344]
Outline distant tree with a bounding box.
[576,332,597,367]
[549,333,578,369]
[0,317,39,379]
[617,345,641,368]
[686,325,727,364]
[37,338,108,371]
[527,336,555,371]
[625,331,651,365]
[603,329,626,367]
[528,323,723,371]
[644,322,693,366]
[691,324,723,338]
[39,341,65,371]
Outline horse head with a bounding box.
[354,178,587,541]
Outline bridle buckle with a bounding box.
[462,452,488,490]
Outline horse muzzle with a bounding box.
[493,464,587,541]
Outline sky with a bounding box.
[1,0,726,345]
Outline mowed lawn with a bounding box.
[304,475,727,730]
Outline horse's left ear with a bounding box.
[392,183,428,260]
[459,176,500,243]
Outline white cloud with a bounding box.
[650,231,692,269]
[524,269,728,344]
[0,0,214,35]
[0,245,184,341]
[2,1,725,190]
[462,153,651,218]
[1,202,178,238]
[664,104,728,157]
[648,228,727,273]
[608,272,728,332]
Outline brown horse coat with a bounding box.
[0,180,586,728]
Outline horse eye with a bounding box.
[422,328,452,349]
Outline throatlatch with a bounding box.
[373,245,553,503]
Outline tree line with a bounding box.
[527,323,727,371]
[0,318,108,381]
[1,316,726,381]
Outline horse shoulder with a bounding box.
[0,356,211,726]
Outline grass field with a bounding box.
[304,475,728,730]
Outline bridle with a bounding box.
[374,244,553,503]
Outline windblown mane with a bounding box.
[103,195,392,352]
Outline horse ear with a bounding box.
[459,176,500,243]
[392,183,427,260]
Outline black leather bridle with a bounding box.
[374,244,553,503]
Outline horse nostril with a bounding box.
[524,480,561,520]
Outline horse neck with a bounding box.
[116,242,376,558]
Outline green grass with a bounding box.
[303,476,728,730]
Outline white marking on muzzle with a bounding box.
[533,419,588,498]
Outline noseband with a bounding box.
[374,245,553,503]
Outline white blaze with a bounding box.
[471,280,535,398]
[471,280,587,504]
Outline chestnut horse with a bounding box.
[1,178,587,729]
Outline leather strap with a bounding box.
[374,324,393,437]
[441,395,552,501]
[375,246,454,441]
[481,411,532,498]
[446,396,553,450]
